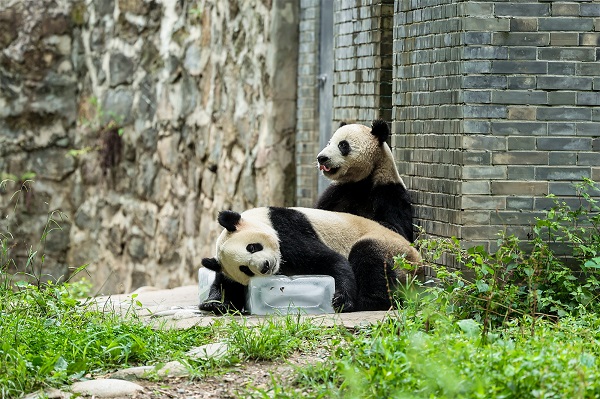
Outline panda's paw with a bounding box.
[332,292,355,313]
[199,300,231,315]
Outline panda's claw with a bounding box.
[199,300,231,315]
[332,292,355,313]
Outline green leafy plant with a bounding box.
[409,179,600,337]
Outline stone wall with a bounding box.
[0,0,298,293]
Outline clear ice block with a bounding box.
[246,275,335,315]
[198,267,216,303]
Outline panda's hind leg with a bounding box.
[348,239,397,311]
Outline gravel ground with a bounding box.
[129,351,327,398]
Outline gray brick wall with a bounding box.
[333,0,393,125]
[394,0,600,251]
[296,1,600,254]
[392,0,464,241]
[296,0,320,207]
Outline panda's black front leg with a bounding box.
[199,272,246,314]
[323,257,357,313]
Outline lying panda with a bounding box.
[200,206,421,314]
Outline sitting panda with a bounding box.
[316,119,414,242]
[199,206,421,314]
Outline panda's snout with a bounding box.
[260,261,271,274]
[317,155,332,172]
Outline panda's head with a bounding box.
[201,209,282,285]
[317,119,390,183]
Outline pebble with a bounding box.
[71,379,145,397]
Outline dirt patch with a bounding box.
[130,350,328,398]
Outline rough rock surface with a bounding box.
[0,0,298,293]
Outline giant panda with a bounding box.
[316,119,414,242]
[199,206,421,314]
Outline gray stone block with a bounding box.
[491,181,548,196]
[577,152,600,166]
[508,47,538,60]
[464,105,507,119]
[576,122,600,136]
[463,135,506,151]
[538,107,592,121]
[581,3,600,17]
[491,121,547,136]
[538,47,596,61]
[491,60,547,74]
[463,32,492,45]
[507,197,534,210]
[552,3,580,17]
[548,122,576,135]
[548,61,577,75]
[463,45,508,59]
[462,166,507,179]
[492,91,547,105]
[537,137,591,151]
[463,75,507,89]
[507,166,535,180]
[508,76,537,89]
[464,120,491,133]
[538,76,593,90]
[550,32,579,46]
[510,18,538,32]
[493,151,548,165]
[548,92,576,105]
[508,136,536,150]
[539,17,594,31]
[461,196,506,211]
[493,32,550,47]
[535,167,590,181]
[577,92,600,106]
[495,3,550,17]
[549,152,577,166]
[578,63,600,76]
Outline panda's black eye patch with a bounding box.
[338,140,350,156]
[246,243,263,253]
[239,266,254,277]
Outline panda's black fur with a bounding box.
[199,206,420,314]
[316,119,414,242]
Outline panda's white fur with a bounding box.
[317,123,405,187]
[214,208,282,285]
[316,120,414,242]
[200,206,421,313]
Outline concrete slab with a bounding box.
[94,285,394,329]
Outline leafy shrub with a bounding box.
[400,178,600,334]
[286,315,600,399]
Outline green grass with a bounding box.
[0,282,213,396]
[252,314,600,399]
[0,280,340,397]
[3,179,600,398]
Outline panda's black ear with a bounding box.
[202,257,222,272]
[218,210,241,232]
[339,121,347,127]
[371,119,390,145]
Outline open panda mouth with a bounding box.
[319,164,340,175]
